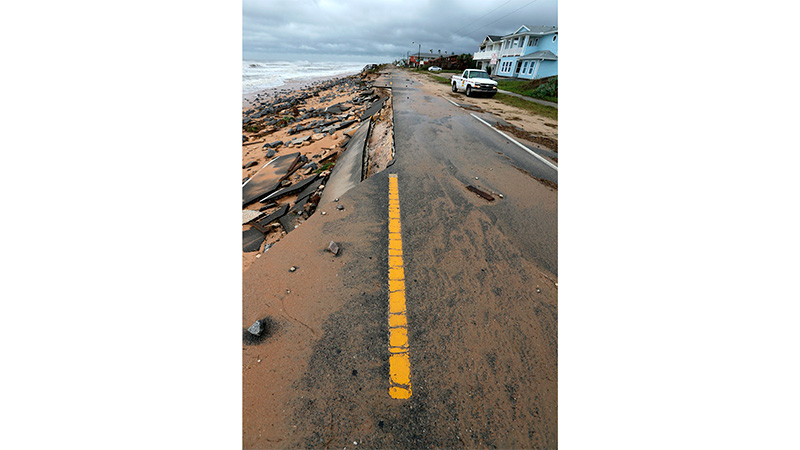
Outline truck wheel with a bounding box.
[452,83,457,93]
[466,86,472,97]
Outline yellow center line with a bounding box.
[387,174,412,399]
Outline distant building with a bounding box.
[407,52,439,67]
[473,25,557,80]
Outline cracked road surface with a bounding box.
[243,67,558,449]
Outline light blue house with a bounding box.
[473,25,558,80]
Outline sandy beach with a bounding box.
[241,67,389,271]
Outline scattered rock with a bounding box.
[328,241,340,255]
[289,266,297,272]
[243,161,258,169]
[265,149,276,158]
[280,179,292,187]
[247,320,263,336]
[337,205,344,210]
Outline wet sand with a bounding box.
[241,69,385,271]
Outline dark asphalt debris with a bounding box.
[466,185,495,202]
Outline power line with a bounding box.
[452,0,515,35]
[466,0,542,36]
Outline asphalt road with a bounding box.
[242,67,558,449]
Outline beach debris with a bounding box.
[337,205,344,210]
[259,202,278,211]
[466,185,495,202]
[242,152,301,206]
[260,174,320,203]
[289,266,297,272]
[242,209,264,225]
[253,204,289,232]
[265,149,276,158]
[278,214,295,233]
[243,228,266,253]
[321,211,327,215]
[243,160,258,169]
[280,179,292,187]
[327,241,340,255]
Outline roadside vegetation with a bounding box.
[428,74,452,85]
[496,76,558,103]
[494,93,558,120]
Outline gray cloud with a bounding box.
[243,0,557,62]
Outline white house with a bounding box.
[473,25,558,80]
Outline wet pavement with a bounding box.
[243,67,557,449]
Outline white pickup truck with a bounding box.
[451,69,498,97]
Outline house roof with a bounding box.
[479,35,503,47]
[503,25,558,38]
[518,50,558,61]
[408,52,440,59]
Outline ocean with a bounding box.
[242,60,367,99]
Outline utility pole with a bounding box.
[413,41,421,67]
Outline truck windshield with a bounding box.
[470,71,490,79]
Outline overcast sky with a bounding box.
[243,0,557,63]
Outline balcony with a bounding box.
[473,50,496,61]
[501,48,524,57]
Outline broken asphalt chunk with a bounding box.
[254,203,289,231]
[242,152,301,206]
[261,174,320,202]
[243,316,274,345]
[242,228,265,253]
[278,213,295,234]
[327,241,340,255]
[360,97,386,121]
[466,185,495,202]
[247,320,263,336]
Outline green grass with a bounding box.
[315,161,335,174]
[494,93,558,121]
[496,76,558,103]
[428,74,452,85]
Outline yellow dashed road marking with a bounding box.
[387,174,412,399]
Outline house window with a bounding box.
[553,34,557,42]
[522,61,528,72]
[534,38,539,46]
[529,61,536,74]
